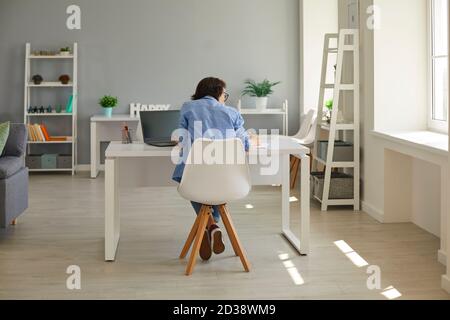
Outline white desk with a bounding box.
[104,136,310,261]
[90,115,140,178]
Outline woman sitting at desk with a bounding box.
[172,77,256,262]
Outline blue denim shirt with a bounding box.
[172,96,250,182]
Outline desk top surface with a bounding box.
[91,114,140,122]
[105,135,310,158]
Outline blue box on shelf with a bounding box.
[41,154,58,169]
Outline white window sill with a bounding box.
[371,130,448,158]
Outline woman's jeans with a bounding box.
[191,202,221,223]
[174,177,221,223]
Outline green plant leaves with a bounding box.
[241,79,281,97]
[99,95,118,108]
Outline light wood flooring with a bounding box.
[0,172,449,300]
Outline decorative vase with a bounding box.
[103,108,113,117]
[255,97,268,111]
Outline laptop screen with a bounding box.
[140,110,180,141]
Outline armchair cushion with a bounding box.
[2,123,27,157]
[0,156,24,179]
[0,122,10,155]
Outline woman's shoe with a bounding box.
[210,224,225,255]
[199,228,212,261]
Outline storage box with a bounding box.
[41,154,58,169]
[26,155,42,169]
[311,172,354,200]
[318,140,353,162]
[57,155,72,169]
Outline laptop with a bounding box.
[140,110,180,147]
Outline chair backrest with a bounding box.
[178,138,251,205]
[301,114,318,146]
[293,109,315,139]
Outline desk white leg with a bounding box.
[90,122,99,178]
[105,158,120,261]
[282,153,310,255]
[300,154,310,255]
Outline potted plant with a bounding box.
[242,79,281,111]
[60,47,71,56]
[325,99,333,124]
[99,95,118,117]
[31,74,43,85]
[58,74,71,85]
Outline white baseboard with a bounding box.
[442,275,450,293]
[362,201,384,223]
[439,250,447,266]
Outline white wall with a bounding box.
[373,0,428,132]
[412,158,441,236]
[301,0,338,114]
[353,0,444,245]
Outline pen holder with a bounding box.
[121,128,133,144]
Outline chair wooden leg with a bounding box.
[290,157,300,189]
[11,219,18,226]
[185,207,211,276]
[179,206,208,259]
[218,205,251,272]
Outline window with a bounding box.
[429,0,449,133]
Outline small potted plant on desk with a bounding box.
[99,95,118,117]
[241,79,281,111]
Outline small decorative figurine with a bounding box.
[58,74,71,85]
[32,74,43,85]
[39,106,45,113]
[33,107,38,113]
[28,106,33,114]
[55,105,62,113]
[46,105,52,113]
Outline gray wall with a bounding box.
[0,0,300,165]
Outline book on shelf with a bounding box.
[65,95,74,113]
[27,123,68,142]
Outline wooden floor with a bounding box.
[0,172,449,300]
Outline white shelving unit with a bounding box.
[313,30,360,211]
[23,43,78,175]
[237,99,289,135]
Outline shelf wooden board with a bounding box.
[28,140,73,144]
[27,82,73,87]
[29,55,74,59]
[316,157,355,168]
[321,123,355,131]
[313,196,356,206]
[29,168,73,172]
[26,113,72,117]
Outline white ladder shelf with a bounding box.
[313,29,360,211]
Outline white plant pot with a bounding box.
[254,97,268,111]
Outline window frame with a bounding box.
[428,0,449,133]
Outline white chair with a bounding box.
[290,110,318,188]
[178,138,252,276]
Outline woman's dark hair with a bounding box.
[191,77,226,101]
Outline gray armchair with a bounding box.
[0,123,28,228]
